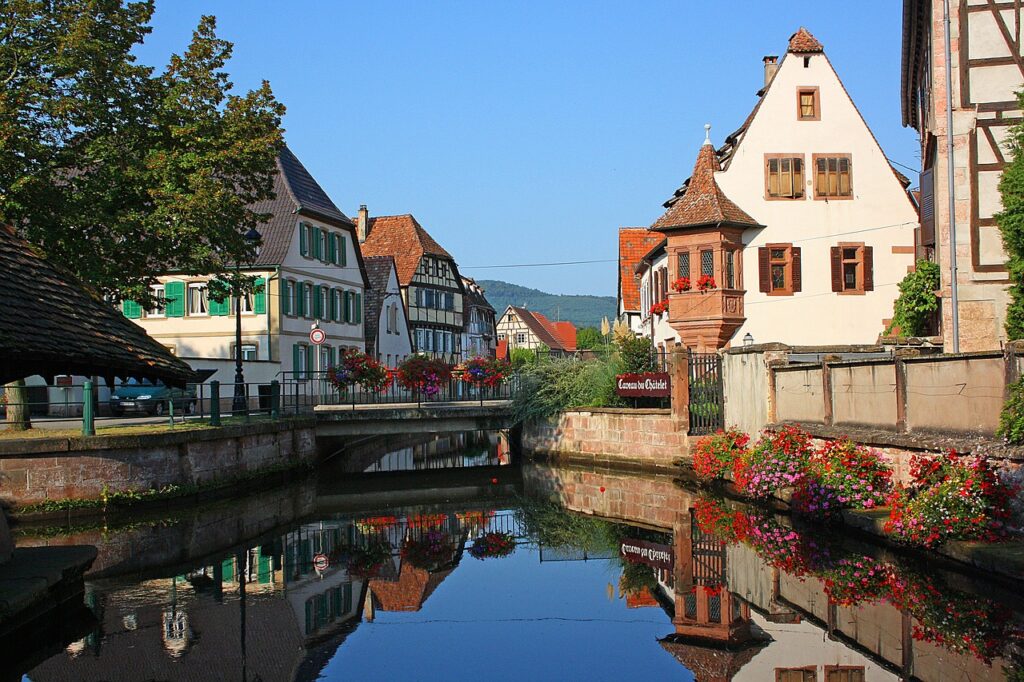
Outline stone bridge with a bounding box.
[313,402,516,437]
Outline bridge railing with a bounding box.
[276,369,519,412]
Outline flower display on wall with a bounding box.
[672,276,691,293]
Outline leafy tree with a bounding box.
[0,3,284,305]
[617,335,655,374]
[886,260,941,337]
[576,326,602,350]
[999,91,1024,339]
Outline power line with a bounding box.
[457,259,619,270]
[886,157,920,175]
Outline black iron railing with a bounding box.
[688,352,724,435]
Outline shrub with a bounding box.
[735,426,813,499]
[512,356,622,422]
[618,334,656,374]
[396,354,451,397]
[885,452,1016,547]
[998,377,1024,444]
[886,259,940,336]
[509,347,538,368]
[691,428,750,481]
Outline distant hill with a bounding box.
[476,280,616,329]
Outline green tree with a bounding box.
[998,89,1024,339]
[0,3,284,305]
[886,260,941,337]
[617,335,655,374]
[575,326,602,350]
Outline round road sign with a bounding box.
[313,553,329,571]
[310,328,327,345]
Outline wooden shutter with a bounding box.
[299,223,308,256]
[830,247,843,292]
[165,281,185,317]
[791,247,802,293]
[254,277,266,314]
[355,292,362,323]
[313,227,323,260]
[313,285,322,318]
[328,233,337,264]
[122,300,142,319]
[919,168,935,246]
[339,235,347,266]
[210,281,229,316]
[343,291,352,323]
[758,247,770,293]
[863,246,874,291]
[281,280,291,315]
[329,288,338,321]
[293,344,302,378]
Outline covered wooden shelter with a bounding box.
[0,225,194,386]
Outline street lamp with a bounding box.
[743,332,754,347]
[232,227,262,415]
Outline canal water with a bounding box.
[10,431,1024,681]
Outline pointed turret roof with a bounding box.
[788,27,823,53]
[651,134,760,231]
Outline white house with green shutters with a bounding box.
[122,146,369,385]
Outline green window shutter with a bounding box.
[281,280,291,316]
[339,235,347,266]
[293,344,302,378]
[306,344,315,375]
[327,345,336,368]
[313,285,322,319]
[299,223,308,257]
[254,277,267,314]
[297,284,306,317]
[210,280,230,316]
[343,291,351,323]
[328,233,337,264]
[355,292,362,323]
[312,227,322,260]
[122,300,141,319]
[165,281,185,317]
[329,288,338,321]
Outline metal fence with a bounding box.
[688,352,724,435]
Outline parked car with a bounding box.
[110,378,196,417]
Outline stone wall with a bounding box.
[520,408,689,470]
[0,419,316,508]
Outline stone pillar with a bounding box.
[670,343,690,429]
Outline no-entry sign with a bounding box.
[310,328,327,345]
[313,553,329,571]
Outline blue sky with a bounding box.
[136,1,917,297]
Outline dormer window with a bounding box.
[797,88,819,120]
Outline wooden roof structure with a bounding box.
[0,225,195,386]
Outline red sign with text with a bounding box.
[615,372,671,398]
[620,539,674,571]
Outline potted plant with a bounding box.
[696,274,717,292]
[461,357,509,388]
[672,276,691,293]
[469,532,516,560]
[649,299,669,316]
[397,354,452,400]
[327,349,392,395]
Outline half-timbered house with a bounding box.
[356,207,466,363]
[902,0,1019,350]
[495,306,576,357]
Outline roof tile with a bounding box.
[652,143,760,231]
[360,214,454,286]
[619,227,665,312]
[788,27,824,53]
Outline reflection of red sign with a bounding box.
[615,372,671,398]
[313,553,329,571]
[310,328,327,345]
[55,376,73,387]
[620,539,674,571]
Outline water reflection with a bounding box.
[14,447,1024,681]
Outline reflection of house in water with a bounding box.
[363,430,503,473]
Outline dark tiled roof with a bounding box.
[461,277,495,313]
[659,636,767,679]
[359,214,454,286]
[652,143,760,231]
[362,256,412,357]
[0,225,195,385]
[252,145,354,267]
[619,228,665,311]
[788,26,824,53]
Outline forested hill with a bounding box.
[476,280,616,328]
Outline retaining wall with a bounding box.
[0,419,316,507]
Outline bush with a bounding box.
[885,452,1016,547]
[735,426,813,499]
[887,260,940,336]
[618,335,655,374]
[691,429,750,481]
[509,347,538,368]
[512,356,623,422]
[999,378,1024,444]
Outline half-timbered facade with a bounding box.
[496,306,576,356]
[461,277,498,358]
[648,28,917,350]
[357,208,466,363]
[903,0,1018,350]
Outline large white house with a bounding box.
[649,28,918,350]
[123,146,369,384]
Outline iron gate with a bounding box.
[688,352,724,435]
[690,508,727,586]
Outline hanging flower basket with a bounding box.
[461,357,510,388]
[469,532,516,560]
[672,276,691,293]
[397,354,452,399]
[402,530,454,569]
[327,349,392,394]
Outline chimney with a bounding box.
[763,55,779,88]
[356,204,369,243]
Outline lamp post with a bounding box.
[743,332,754,347]
[232,227,262,415]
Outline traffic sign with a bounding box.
[310,328,327,345]
[313,553,329,571]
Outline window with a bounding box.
[830,243,873,294]
[147,285,166,317]
[814,154,853,198]
[188,283,208,316]
[333,289,343,322]
[765,155,805,199]
[318,230,327,262]
[299,223,310,257]
[758,244,801,296]
[320,287,329,320]
[233,343,257,361]
[825,667,865,682]
[516,332,526,344]
[700,250,714,278]
[797,87,819,120]
[677,251,690,280]
[724,250,736,289]
[238,291,254,314]
[776,669,815,682]
[294,344,309,379]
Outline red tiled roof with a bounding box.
[625,587,660,609]
[508,306,575,352]
[788,27,823,53]
[618,228,665,312]
[552,321,577,351]
[652,143,760,231]
[496,338,509,360]
[369,563,453,612]
[360,214,454,286]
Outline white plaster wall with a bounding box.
[375,265,413,367]
[714,51,918,346]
